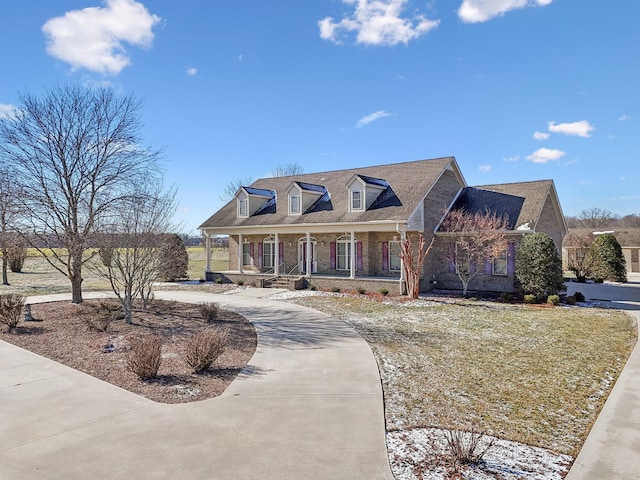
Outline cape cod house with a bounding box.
[199,157,567,294]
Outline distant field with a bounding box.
[0,247,230,296]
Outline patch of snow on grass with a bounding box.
[387,428,573,480]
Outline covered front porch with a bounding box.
[202,224,414,293]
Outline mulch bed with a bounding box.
[2,299,257,403]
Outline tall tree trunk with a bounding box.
[2,251,8,285]
[69,249,84,303]
[70,274,83,304]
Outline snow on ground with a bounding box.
[388,428,572,480]
[267,288,576,479]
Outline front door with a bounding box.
[298,238,317,274]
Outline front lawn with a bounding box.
[289,295,636,457]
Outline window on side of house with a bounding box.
[455,242,470,274]
[242,243,252,266]
[262,236,275,269]
[492,249,508,276]
[290,194,301,215]
[389,241,402,271]
[336,235,353,270]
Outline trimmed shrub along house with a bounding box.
[199,157,567,294]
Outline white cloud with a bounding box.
[42,0,160,75]
[356,110,393,128]
[526,147,565,164]
[547,120,595,137]
[502,155,519,163]
[186,67,198,76]
[533,131,549,140]
[319,0,439,46]
[619,114,631,121]
[478,164,492,172]
[0,103,17,119]
[458,0,552,24]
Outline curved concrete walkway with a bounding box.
[0,289,394,480]
[565,274,640,480]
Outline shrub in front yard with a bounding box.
[515,232,565,298]
[566,295,577,305]
[199,302,220,323]
[85,301,124,332]
[588,233,627,283]
[184,329,228,374]
[332,287,340,293]
[380,288,389,296]
[574,291,585,302]
[0,294,25,331]
[524,294,538,304]
[8,246,27,273]
[126,335,163,379]
[547,294,560,306]
[357,287,366,294]
[443,428,495,466]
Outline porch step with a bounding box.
[268,277,290,289]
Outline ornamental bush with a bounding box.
[158,234,189,282]
[515,232,565,298]
[588,233,627,283]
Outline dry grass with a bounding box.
[0,247,230,296]
[290,295,636,456]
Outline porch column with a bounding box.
[238,233,243,274]
[399,231,406,282]
[274,232,280,275]
[349,230,356,279]
[305,232,311,277]
[205,234,211,272]
[399,230,406,294]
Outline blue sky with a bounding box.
[1,0,638,233]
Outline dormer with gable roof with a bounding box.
[236,187,276,218]
[285,181,328,216]
[345,174,389,212]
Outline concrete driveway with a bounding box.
[0,289,394,480]
[565,273,640,480]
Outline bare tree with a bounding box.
[398,233,435,299]
[0,167,23,285]
[93,182,177,324]
[579,208,615,228]
[219,176,253,203]
[0,84,162,303]
[271,162,304,177]
[565,232,595,283]
[439,209,510,296]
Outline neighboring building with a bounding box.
[199,157,567,294]
[563,228,640,274]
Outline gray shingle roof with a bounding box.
[473,180,554,229]
[199,156,458,230]
[446,187,525,230]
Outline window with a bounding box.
[242,243,252,266]
[336,235,353,270]
[290,195,300,214]
[455,242,470,274]
[262,236,275,268]
[492,250,507,276]
[389,241,402,271]
[238,198,248,217]
[351,190,362,210]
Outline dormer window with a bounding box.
[346,174,389,212]
[238,195,248,218]
[285,181,328,216]
[236,187,276,218]
[351,190,362,210]
[290,194,301,214]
